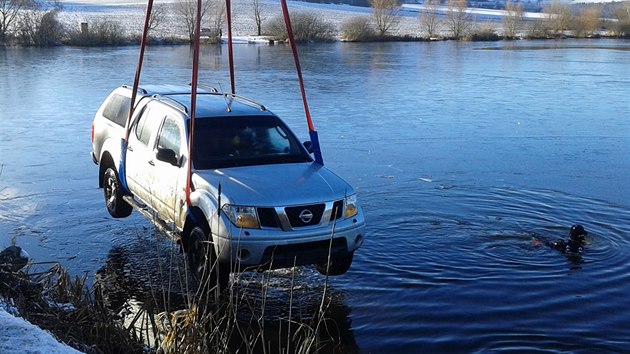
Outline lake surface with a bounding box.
[1,40,629,352]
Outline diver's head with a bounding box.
[570,224,587,241]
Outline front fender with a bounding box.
[189,189,231,242]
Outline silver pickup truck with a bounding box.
[91,84,365,288]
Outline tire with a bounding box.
[103,167,132,218]
[186,226,229,291]
[316,251,354,276]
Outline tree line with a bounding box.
[0,0,227,46]
[365,0,630,41]
[2,0,629,46]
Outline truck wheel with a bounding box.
[186,226,229,291]
[103,167,132,218]
[316,251,354,276]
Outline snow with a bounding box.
[54,0,395,39]
[403,4,550,19]
[0,306,83,354]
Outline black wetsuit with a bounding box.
[547,234,586,254]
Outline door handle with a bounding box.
[127,146,133,152]
[148,160,155,166]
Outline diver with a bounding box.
[546,224,588,254]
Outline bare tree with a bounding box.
[18,9,63,46]
[65,17,125,46]
[252,0,265,36]
[575,6,601,37]
[147,3,166,32]
[176,0,224,43]
[613,1,630,22]
[341,16,376,41]
[1,0,34,40]
[503,1,524,39]
[418,0,441,38]
[266,11,334,42]
[369,0,400,37]
[444,0,474,39]
[543,0,573,36]
[210,0,225,38]
[177,0,203,42]
[612,2,630,36]
[526,18,548,38]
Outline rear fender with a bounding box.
[100,137,123,170]
[97,137,122,188]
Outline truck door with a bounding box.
[151,114,186,223]
[126,104,164,206]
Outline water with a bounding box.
[1,40,629,352]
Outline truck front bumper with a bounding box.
[213,218,365,270]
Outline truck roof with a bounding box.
[125,84,272,119]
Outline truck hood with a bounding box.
[194,163,353,206]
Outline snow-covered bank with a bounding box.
[0,305,82,354]
[0,246,83,354]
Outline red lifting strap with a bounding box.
[186,0,203,207]
[226,0,236,94]
[118,0,154,193]
[280,0,323,164]
[280,0,314,132]
[126,0,153,141]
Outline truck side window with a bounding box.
[102,93,130,127]
[135,108,163,146]
[157,116,181,157]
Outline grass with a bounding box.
[0,219,350,353]
[127,222,345,353]
[0,261,146,353]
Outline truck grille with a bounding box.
[285,204,325,228]
[256,201,343,230]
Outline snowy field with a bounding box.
[403,3,549,19]
[52,0,562,40]
[54,0,421,39]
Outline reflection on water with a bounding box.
[1,40,629,352]
[96,234,358,352]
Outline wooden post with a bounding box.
[80,22,88,35]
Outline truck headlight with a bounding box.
[222,205,260,229]
[345,194,359,219]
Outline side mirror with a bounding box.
[303,141,313,154]
[156,147,179,166]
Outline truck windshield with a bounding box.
[192,115,313,169]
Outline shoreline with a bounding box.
[2,0,627,46]
[55,0,375,40]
